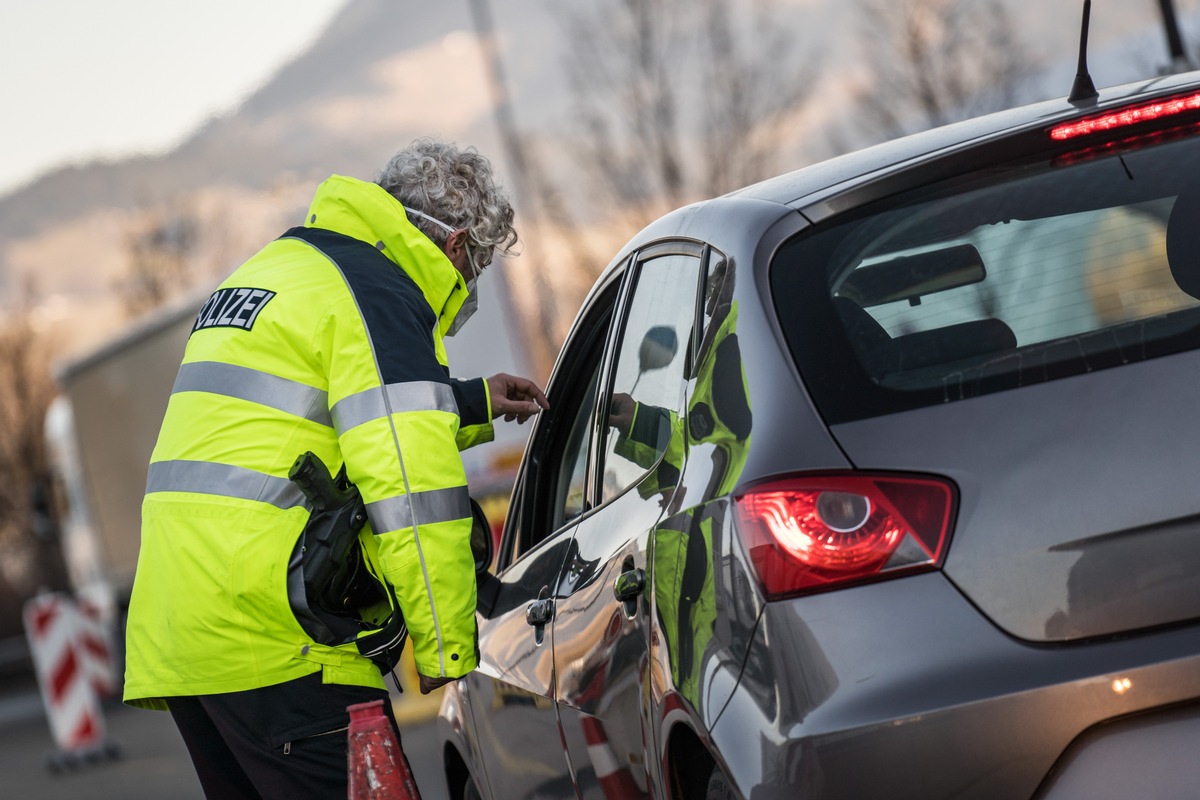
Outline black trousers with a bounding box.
[166,672,399,800]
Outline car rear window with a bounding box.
[772,131,1200,424]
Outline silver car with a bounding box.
[437,69,1200,799]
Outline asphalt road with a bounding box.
[0,673,450,800]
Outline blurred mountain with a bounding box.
[0,0,1192,343]
[3,1,1185,237]
[0,0,521,247]
[0,0,570,360]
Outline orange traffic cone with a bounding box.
[346,699,423,799]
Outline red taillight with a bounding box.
[1052,122,1200,167]
[733,473,955,600]
[1050,90,1200,141]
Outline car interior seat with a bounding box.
[892,318,1017,371]
[832,296,900,377]
[833,296,1017,378]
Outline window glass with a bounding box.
[552,361,600,531]
[502,291,614,567]
[601,253,702,502]
[858,200,1185,346]
[773,134,1200,424]
[696,249,730,369]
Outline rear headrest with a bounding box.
[1167,189,1200,300]
[832,298,1018,377]
[832,296,898,377]
[894,318,1016,371]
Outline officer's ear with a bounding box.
[443,229,469,265]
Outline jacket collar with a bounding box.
[303,175,468,334]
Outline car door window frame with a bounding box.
[496,274,621,572]
[590,239,713,508]
[497,239,723,573]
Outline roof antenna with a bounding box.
[1069,0,1099,105]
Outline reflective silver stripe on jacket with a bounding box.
[173,361,332,427]
[331,381,459,435]
[366,485,471,534]
[145,460,308,510]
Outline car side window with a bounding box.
[552,360,600,531]
[600,251,703,503]
[500,287,614,568]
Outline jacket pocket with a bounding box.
[268,710,350,753]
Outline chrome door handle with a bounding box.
[526,588,554,647]
[614,564,644,618]
[526,592,554,627]
[613,568,645,603]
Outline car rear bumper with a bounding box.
[708,573,1200,799]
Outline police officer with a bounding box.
[123,139,548,799]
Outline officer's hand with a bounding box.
[419,673,455,695]
[487,373,550,424]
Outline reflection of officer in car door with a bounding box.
[609,263,751,700]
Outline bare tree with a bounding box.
[550,0,818,239]
[694,0,815,198]
[499,0,817,359]
[846,0,1040,147]
[120,202,201,317]
[0,282,69,633]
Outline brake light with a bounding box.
[733,473,955,600]
[1052,121,1200,167]
[1050,90,1200,141]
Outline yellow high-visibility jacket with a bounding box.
[124,175,492,710]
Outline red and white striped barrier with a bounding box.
[73,590,117,698]
[580,715,645,798]
[23,591,117,767]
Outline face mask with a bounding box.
[445,241,481,336]
[406,208,480,336]
[445,277,478,337]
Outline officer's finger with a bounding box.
[503,399,542,415]
[500,403,539,423]
[509,377,549,408]
[488,373,550,410]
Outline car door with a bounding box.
[464,282,616,800]
[552,243,708,799]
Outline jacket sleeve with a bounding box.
[614,402,683,499]
[317,279,479,680]
[451,378,494,451]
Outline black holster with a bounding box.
[287,452,405,670]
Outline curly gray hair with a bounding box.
[376,139,518,267]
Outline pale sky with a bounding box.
[0,1,347,196]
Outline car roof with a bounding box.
[732,70,1200,214]
[580,70,1200,314]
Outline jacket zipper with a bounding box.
[283,724,349,755]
